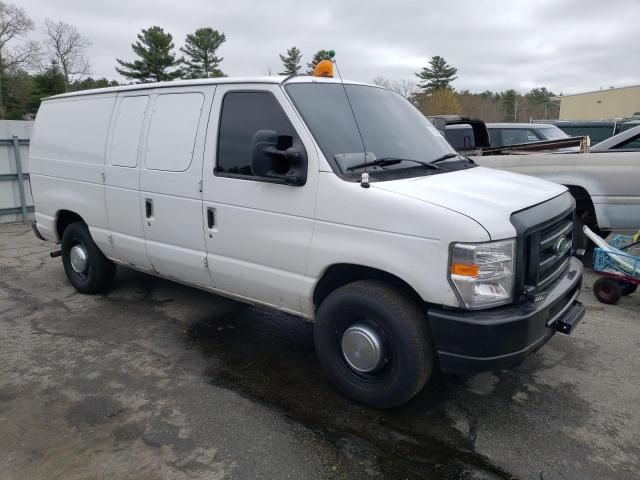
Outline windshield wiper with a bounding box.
[346,157,441,172]
[430,153,475,165]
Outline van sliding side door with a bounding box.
[139,86,214,287]
[104,94,154,270]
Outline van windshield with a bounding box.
[285,83,458,177]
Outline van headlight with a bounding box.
[449,239,515,309]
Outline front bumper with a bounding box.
[429,256,584,374]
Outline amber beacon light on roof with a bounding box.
[312,50,335,77]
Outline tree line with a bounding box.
[375,55,559,121]
[0,2,117,118]
[0,1,558,122]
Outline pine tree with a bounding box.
[525,87,554,105]
[500,89,518,121]
[71,77,119,91]
[415,56,458,93]
[278,46,302,75]
[3,67,34,119]
[29,61,65,112]
[180,27,226,78]
[115,26,182,83]
[525,87,557,119]
[306,50,331,74]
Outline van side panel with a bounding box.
[30,95,116,246]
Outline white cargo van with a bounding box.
[29,74,585,408]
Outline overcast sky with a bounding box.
[16,0,640,94]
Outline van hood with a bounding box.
[371,166,567,240]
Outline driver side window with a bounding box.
[216,91,298,178]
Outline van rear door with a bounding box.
[139,86,214,287]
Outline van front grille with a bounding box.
[509,192,576,302]
[525,212,574,291]
[537,218,573,288]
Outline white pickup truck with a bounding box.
[435,117,640,238]
[476,148,640,238]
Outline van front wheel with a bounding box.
[314,280,433,408]
[61,221,115,294]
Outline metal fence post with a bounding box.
[12,135,28,222]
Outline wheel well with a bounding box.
[313,264,422,310]
[566,185,594,216]
[56,210,84,241]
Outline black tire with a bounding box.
[620,282,638,296]
[314,280,433,409]
[61,221,115,294]
[593,277,622,304]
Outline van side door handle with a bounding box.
[207,207,215,229]
[145,198,153,218]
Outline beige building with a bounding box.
[554,85,640,120]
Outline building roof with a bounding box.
[552,84,640,100]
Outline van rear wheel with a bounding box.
[314,280,433,409]
[61,221,115,294]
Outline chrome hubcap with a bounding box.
[341,323,384,373]
[69,244,88,274]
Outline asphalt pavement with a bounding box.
[1,222,638,479]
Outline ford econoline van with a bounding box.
[29,74,585,408]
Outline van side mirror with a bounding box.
[251,129,307,186]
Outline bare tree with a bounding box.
[0,2,36,62]
[0,2,40,116]
[372,76,392,89]
[44,18,91,91]
[373,77,418,101]
[393,79,418,101]
[3,38,39,69]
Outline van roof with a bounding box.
[45,75,375,100]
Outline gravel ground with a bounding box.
[1,222,638,480]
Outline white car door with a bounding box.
[139,86,214,287]
[201,84,318,315]
[104,94,153,270]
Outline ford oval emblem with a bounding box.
[553,236,571,257]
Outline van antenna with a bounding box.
[331,51,370,188]
[280,72,297,84]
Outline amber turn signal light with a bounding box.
[451,263,479,277]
